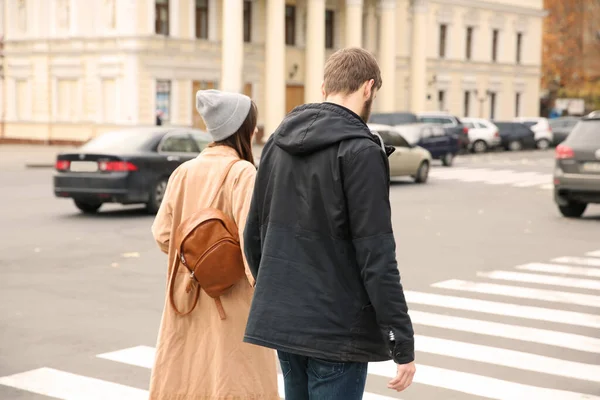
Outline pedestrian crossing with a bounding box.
[2,250,600,399]
[428,167,553,190]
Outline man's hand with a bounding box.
[387,361,416,392]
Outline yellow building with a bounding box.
[1,0,545,143]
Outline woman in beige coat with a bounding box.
[149,90,279,400]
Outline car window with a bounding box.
[385,131,410,147]
[159,134,199,153]
[375,130,394,145]
[521,121,537,128]
[79,130,157,152]
[516,125,532,135]
[190,132,211,151]
[475,122,488,129]
[566,120,600,147]
[464,122,476,129]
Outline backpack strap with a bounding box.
[206,158,240,208]
[168,250,201,316]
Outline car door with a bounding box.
[157,131,202,176]
[418,126,438,157]
[390,131,420,175]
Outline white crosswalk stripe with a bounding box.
[2,250,600,400]
[428,167,552,189]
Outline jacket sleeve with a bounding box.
[151,167,182,254]
[243,170,262,282]
[343,144,415,364]
[231,163,258,287]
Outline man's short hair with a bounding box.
[323,47,383,96]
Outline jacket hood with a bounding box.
[273,103,376,156]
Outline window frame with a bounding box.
[155,0,170,36]
[515,92,521,117]
[195,0,209,39]
[465,26,473,60]
[516,32,523,64]
[243,0,252,43]
[489,92,497,119]
[491,29,499,62]
[325,9,335,49]
[439,24,447,58]
[156,79,172,124]
[285,5,296,46]
[464,91,470,117]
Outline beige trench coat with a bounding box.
[149,145,279,400]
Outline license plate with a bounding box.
[70,161,98,172]
[582,162,600,173]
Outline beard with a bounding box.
[360,93,375,122]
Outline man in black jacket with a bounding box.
[243,47,415,399]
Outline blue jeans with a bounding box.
[278,350,368,400]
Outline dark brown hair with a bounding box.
[323,47,383,96]
[210,101,257,165]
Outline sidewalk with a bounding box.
[0,143,265,170]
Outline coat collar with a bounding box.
[200,145,240,159]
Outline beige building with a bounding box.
[0,0,545,143]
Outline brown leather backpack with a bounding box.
[168,159,246,320]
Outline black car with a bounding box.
[417,113,470,152]
[553,113,600,218]
[493,122,537,151]
[54,127,212,214]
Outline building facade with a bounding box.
[1,0,545,143]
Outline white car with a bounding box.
[461,118,502,153]
[513,117,553,149]
[368,123,432,183]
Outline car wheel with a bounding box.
[472,140,488,154]
[536,138,551,150]
[74,200,102,214]
[146,177,168,214]
[558,201,587,218]
[508,140,523,151]
[441,153,454,167]
[414,161,430,183]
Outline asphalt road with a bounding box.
[1,148,599,400]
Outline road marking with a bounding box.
[404,291,600,328]
[369,362,600,400]
[0,367,148,400]
[98,346,399,399]
[586,250,600,258]
[414,335,600,383]
[433,279,600,308]
[409,310,600,353]
[553,257,600,267]
[512,174,552,187]
[428,168,552,189]
[516,263,600,278]
[477,270,600,291]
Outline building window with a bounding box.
[16,79,28,120]
[285,5,296,46]
[243,0,252,43]
[464,91,470,117]
[155,0,169,36]
[156,80,171,124]
[516,32,522,64]
[438,90,446,111]
[439,24,447,58]
[325,10,335,49]
[491,29,499,62]
[195,0,208,39]
[489,92,497,119]
[515,92,521,117]
[57,79,79,121]
[465,26,473,60]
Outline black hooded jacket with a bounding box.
[243,102,414,364]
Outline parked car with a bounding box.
[513,117,553,149]
[368,123,432,182]
[461,117,502,153]
[493,122,537,151]
[54,127,212,214]
[369,112,419,126]
[417,112,470,152]
[553,114,600,218]
[549,116,581,145]
[393,123,459,166]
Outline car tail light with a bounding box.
[493,130,499,137]
[98,161,138,172]
[55,160,70,171]
[555,144,574,159]
[463,127,469,134]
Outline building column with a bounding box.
[410,0,428,113]
[263,0,286,138]
[304,0,326,103]
[364,0,377,52]
[221,0,244,92]
[378,0,396,112]
[346,0,363,47]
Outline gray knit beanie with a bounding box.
[196,89,252,142]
